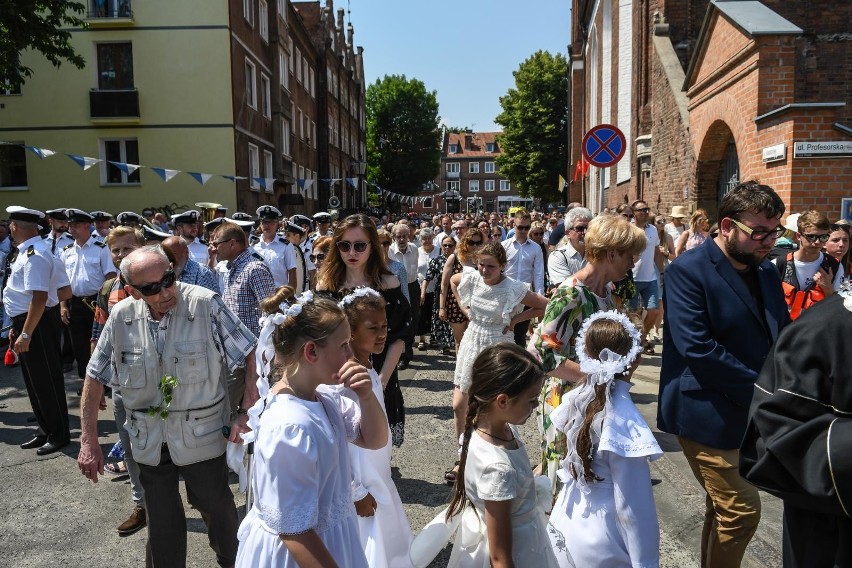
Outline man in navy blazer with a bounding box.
[659,180,790,568]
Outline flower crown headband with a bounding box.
[574,310,642,385]
[253,290,315,397]
[338,286,381,308]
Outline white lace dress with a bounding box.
[447,426,561,567]
[547,380,663,568]
[236,385,368,568]
[453,269,529,392]
[342,368,414,568]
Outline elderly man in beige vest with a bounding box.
[77,246,258,568]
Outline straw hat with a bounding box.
[670,205,689,219]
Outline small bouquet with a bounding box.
[147,375,179,419]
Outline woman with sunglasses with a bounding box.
[424,235,457,355]
[416,228,439,350]
[308,236,331,290]
[316,214,411,447]
[439,229,486,355]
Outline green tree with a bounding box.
[366,74,441,196]
[495,50,569,201]
[0,1,88,89]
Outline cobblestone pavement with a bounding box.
[0,344,781,567]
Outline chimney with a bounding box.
[337,8,344,31]
[347,23,354,47]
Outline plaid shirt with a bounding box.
[87,290,257,387]
[222,248,275,337]
[179,258,220,294]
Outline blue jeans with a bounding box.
[630,279,660,310]
[113,389,145,506]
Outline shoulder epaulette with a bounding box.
[278,237,288,244]
[251,251,264,261]
[249,235,260,244]
[94,240,106,248]
[26,245,35,257]
[198,238,208,245]
[62,243,74,251]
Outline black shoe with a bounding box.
[20,435,48,449]
[62,363,74,373]
[36,440,69,456]
[398,360,410,370]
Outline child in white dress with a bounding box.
[445,242,548,485]
[547,311,662,568]
[235,288,390,568]
[339,287,414,567]
[445,342,561,568]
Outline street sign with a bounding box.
[582,124,626,168]
[793,141,852,158]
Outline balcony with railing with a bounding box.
[88,0,133,22]
[90,89,140,118]
[445,170,460,179]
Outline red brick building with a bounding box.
[411,130,532,215]
[569,0,851,222]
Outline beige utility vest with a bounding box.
[109,283,228,466]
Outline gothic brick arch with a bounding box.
[695,119,740,221]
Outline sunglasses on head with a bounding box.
[337,240,369,253]
[309,253,326,262]
[132,270,176,296]
[831,223,851,233]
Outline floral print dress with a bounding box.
[527,278,613,492]
[424,254,454,348]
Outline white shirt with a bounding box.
[60,236,115,297]
[187,237,209,266]
[252,236,297,287]
[43,231,74,257]
[664,222,685,243]
[501,237,544,294]
[388,241,419,285]
[773,252,845,291]
[435,231,459,244]
[417,246,440,293]
[299,239,315,271]
[632,224,660,282]
[548,241,586,286]
[4,236,61,316]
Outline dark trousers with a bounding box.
[139,448,238,568]
[13,307,70,444]
[61,325,74,365]
[513,309,531,347]
[68,295,96,379]
[402,281,420,362]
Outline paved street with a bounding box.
[0,345,782,567]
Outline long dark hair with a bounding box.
[446,343,545,520]
[315,214,391,292]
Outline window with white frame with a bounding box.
[248,143,260,189]
[259,0,268,41]
[298,165,305,182]
[309,68,315,98]
[484,161,495,173]
[100,138,139,185]
[263,149,273,192]
[278,0,286,19]
[281,117,291,157]
[468,180,479,192]
[302,57,308,91]
[448,144,458,153]
[288,38,294,73]
[446,162,460,173]
[245,59,257,109]
[486,142,496,153]
[261,74,271,118]
[297,109,303,139]
[292,162,297,185]
[311,121,316,148]
[306,117,312,145]
[0,143,28,188]
[500,180,511,191]
[243,0,253,26]
[279,51,289,89]
[294,46,302,83]
[469,162,479,173]
[447,181,460,191]
[484,180,495,192]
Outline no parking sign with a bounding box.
[582,124,626,168]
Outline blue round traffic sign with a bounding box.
[582,124,626,168]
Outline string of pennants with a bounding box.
[4,140,443,205]
[0,140,341,193]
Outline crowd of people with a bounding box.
[2,181,851,567]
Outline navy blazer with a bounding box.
[658,238,790,449]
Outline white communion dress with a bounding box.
[343,367,414,568]
[547,380,663,568]
[236,385,369,568]
[447,426,563,567]
[453,269,529,392]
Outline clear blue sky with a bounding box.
[347,0,571,132]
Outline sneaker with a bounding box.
[117,505,147,536]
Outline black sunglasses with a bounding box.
[132,270,176,296]
[337,240,369,253]
[441,243,455,248]
[468,240,484,245]
[309,253,326,262]
[802,232,830,244]
[571,225,588,233]
[635,207,651,213]
[516,225,531,231]
[622,214,635,219]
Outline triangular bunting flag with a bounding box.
[109,161,141,176]
[263,178,277,190]
[66,154,101,171]
[346,177,358,189]
[188,172,213,185]
[25,146,56,159]
[303,179,314,190]
[151,167,180,182]
[220,175,248,182]
[296,179,306,191]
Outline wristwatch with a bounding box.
[20,332,30,340]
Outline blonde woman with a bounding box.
[674,209,710,256]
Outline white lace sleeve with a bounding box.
[256,423,319,535]
[337,389,362,443]
[501,278,531,325]
[456,269,478,307]
[598,392,663,460]
[478,462,517,501]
